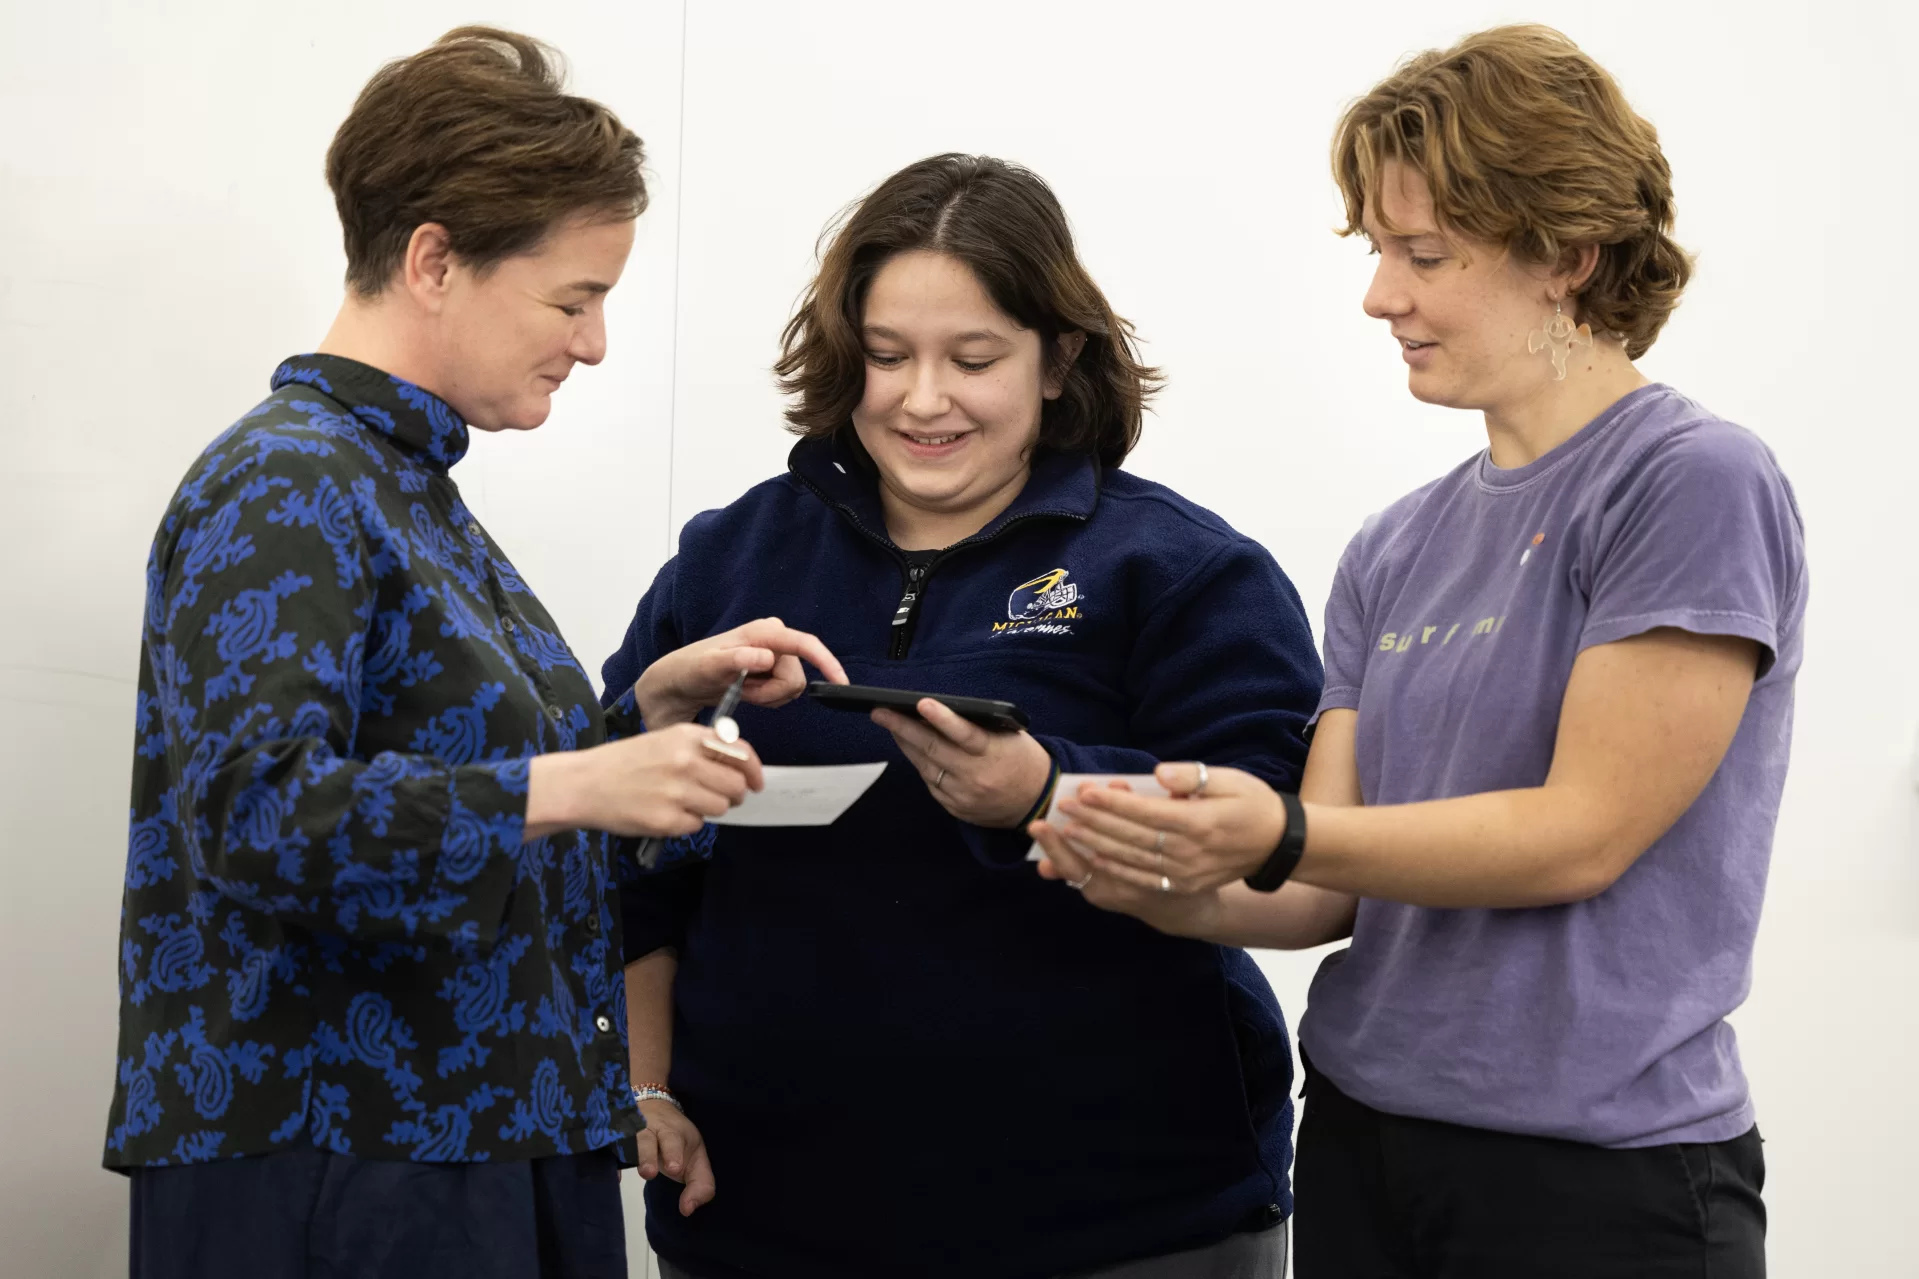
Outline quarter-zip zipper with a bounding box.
[788,466,1094,660]
[889,562,929,659]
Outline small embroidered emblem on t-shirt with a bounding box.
[1520,532,1546,567]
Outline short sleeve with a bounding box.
[1315,527,1373,721]
[1579,424,1805,677]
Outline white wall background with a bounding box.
[2,2,1913,1276]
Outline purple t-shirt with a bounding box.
[1301,383,1807,1148]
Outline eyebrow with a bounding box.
[862,324,1011,344]
[562,280,614,296]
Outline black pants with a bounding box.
[1294,1063,1765,1279]
[129,1145,628,1279]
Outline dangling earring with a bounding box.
[1527,297,1594,380]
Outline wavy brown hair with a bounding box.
[776,154,1161,469]
[327,26,647,296]
[1332,24,1691,358]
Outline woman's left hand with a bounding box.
[872,699,1054,828]
[1051,762,1289,894]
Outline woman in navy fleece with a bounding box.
[602,154,1322,1279]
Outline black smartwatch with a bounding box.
[1244,792,1306,893]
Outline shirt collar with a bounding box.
[270,353,470,469]
[787,431,1102,546]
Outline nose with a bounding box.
[898,357,952,420]
[1362,257,1411,323]
[569,309,607,367]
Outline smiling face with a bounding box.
[1361,161,1569,413]
[851,250,1069,547]
[430,211,636,432]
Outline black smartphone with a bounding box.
[806,681,1030,733]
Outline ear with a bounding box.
[1041,330,1088,401]
[1559,243,1602,298]
[401,223,457,314]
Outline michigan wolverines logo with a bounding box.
[994,568,1084,636]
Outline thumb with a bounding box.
[681,1144,716,1215]
[721,645,778,675]
[1155,760,1210,797]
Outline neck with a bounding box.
[316,293,445,400]
[880,465,1031,552]
[1481,338,1649,468]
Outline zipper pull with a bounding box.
[890,563,927,659]
[891,564,926,630]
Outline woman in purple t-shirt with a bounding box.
[1030,24,1804,1279]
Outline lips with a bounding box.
[894,429,971,457]
[1394,335,1437,367]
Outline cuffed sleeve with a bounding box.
[1578,425,1805,678]
[152,460,529,948]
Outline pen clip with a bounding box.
[711,668,750,744]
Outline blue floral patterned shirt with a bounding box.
[105,354,646,1168]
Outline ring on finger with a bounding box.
[933,767,948,790]
[1159,873,1173,893]
[1067,871,1093,890]
[1194,762,1210,796]
[1153,829,1167,853]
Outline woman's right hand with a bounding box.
[526,723,764,839]
[635,617,849,728]
[634,1098,716,1216]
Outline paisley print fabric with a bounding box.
[105,354,646,1168]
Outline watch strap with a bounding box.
[1244,791,1306,893]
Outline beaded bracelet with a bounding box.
[632,1083,682,1113]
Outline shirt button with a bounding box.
[502,616,519,634]
[585,913,601,934]
[546,704,564,722]
[594,1014,613,1034]
[466,521,483,540]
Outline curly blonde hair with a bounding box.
[1332,24,1691,359]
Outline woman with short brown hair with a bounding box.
[106,28,841,1279]
[1036,26,1802,1277]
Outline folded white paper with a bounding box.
[1025,773,1171,861]
[711,763,887,828]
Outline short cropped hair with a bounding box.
[1332,24,1691,358]
[776,154,1161,470]
[326,26,647,296]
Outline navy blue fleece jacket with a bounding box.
[603,435,1322,1279]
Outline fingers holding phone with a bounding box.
[872,698,1054,829]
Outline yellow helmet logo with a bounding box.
[1008,568,1080,621]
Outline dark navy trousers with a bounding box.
[129,1145,628,1279]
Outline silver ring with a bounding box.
[1068,871,1093,890]
[1154,830,1167,853]
[1194,762,1210,796]
[932,767,947,790]
[1158,874,1173,893]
